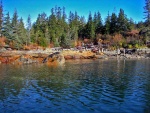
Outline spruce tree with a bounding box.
[78,16,86,39]
[128,18,135,30]
[117,9,126,32]
[144,0,150,27]
[60,7,69,47]
[26,15,32,45]
[95,11,103,34]
[11,10,26,49]
[18,18,27,46]
[142,0,150,45]
[48,8,58,46]
[68,11,79,42]
[86,12,95,39]
[2,12,12,40]
[11,9,20,48]
[0,1,3,37]
[34,13,48,47]
[110,13,118,34]
[104,12,111,34]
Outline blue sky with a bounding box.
[3,0,145,24]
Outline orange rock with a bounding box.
[23,54,32,59]
[46,60,59,67]
[13,60,23,65]
[36,58,43,63]
[74,55,81,59]
[64,55,74,60]
[0,57,3,61]
[47,58,54,62]
[8,55,20,63]
[1,57,9,63]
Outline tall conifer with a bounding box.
[144,0,150,26]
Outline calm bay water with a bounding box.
[0,59,150,113]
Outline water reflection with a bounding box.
[0,59,150,112]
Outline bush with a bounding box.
[128,44,132,49]
[134,44,139,48]
[122,42,128,48]
[37,37,48,47]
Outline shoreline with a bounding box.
[0,48,149,65]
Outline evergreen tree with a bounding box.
[30,23,36,43]
[62,6,67,21]
[0,1,3,37]
[11,10,27,49]
[2,12,12,40]
[95,11,103,34]
[12,9,18,27]
[18,18,27,45]
[136,21,144,29]
[117,9,127,32]
[142,0,150,46]
[144,0,150,27]
[85,12,95,39]
[60,7,69,47]
[56,6,61,20]
[78,16,86,39]
[68,11,79,41]
[0,3,147,48]
[72,11,80,40]
[128,18,135,30]
[110,13,118,34]
[104,12,111,34]
[68,11,74,24]
[93,12,97,27]
[48,8,58,46]
[11,9,21,49]
[26,15,32,45]
[34,13,48,47]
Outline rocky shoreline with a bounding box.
[62,48,150,60]
[0,48,149,65]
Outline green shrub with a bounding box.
[134,44,139,48]
[128,44,132,49]
[38,37,48,47]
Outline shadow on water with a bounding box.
[0,59,150,113]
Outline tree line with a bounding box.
[0,1,150,49]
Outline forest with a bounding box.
[0,1,150,50]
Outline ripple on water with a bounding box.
[0,59,150,113]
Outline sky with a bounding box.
[3,0,145,24]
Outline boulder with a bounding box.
[64,55,74,60]
[43,52,65,65]
[73,55,81,59]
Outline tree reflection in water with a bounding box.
[0,59,149,112]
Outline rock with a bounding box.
[73,55,81,59]
[57,54,65,64]
[95,55,107,59]
[0,47,6,52]
[80,55,85,59]
[9,55,20,63]
[64,55,74,60]
[0,57,9,63]
[43,52,65,65]
[146,53,150,57]
[81,55,96,59]
[137,56,141,59]
[17,55,38,64]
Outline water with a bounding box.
[0,59,150,113]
